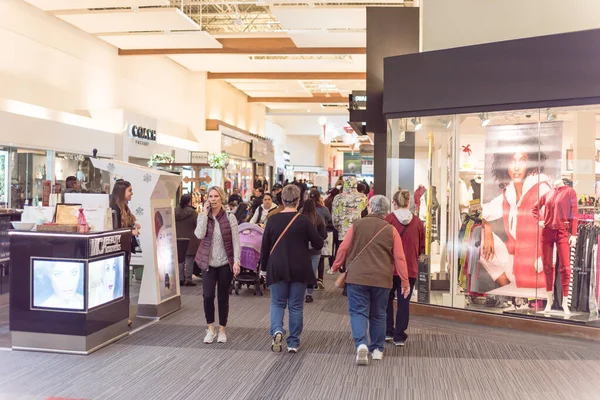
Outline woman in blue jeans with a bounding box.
[332,195,410,365]
[260,185,324,353]
[299,199,327,303]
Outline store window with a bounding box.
[55,152,111,194]
[0,147,112,209]
[388,106,600,325]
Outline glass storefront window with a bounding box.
[0,147,112,209]
[388,105,600,326]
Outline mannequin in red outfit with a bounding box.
[532,179,578,315]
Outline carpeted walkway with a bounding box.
[0,275,600,400]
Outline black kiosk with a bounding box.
[9,228,132,354]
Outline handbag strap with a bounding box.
[347,224,391,270]
[270,213,300,255]
[399,223,409,238]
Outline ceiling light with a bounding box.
[479,113,491,127]
[439,118,452,129]
[546,109,557,121]
[307,109,311,113]
[411,117,422,131]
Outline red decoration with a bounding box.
[461,144,472,156]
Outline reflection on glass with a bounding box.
[88,255,124,309]
[33,260,85,310]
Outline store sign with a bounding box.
[129,125,157,142]
[190,151,209,164]
[417,258,430,303]
[351,91,367,109]
[89,234,123,257]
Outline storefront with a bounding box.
[0,104,115,209]
[381,28,600,329]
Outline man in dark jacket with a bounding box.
[175,194,200,286]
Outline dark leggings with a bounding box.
[202,265,233,326]
[318,257,325,281]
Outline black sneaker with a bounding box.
[305,295,314,303]
[184,281,197,287]
[394,340,406,347]
[271,331,283,352]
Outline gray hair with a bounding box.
[369,195,390,215]
[281,184,301,207]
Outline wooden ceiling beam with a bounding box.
[207,72,366,80]
[118,47,366,55]
[118,37,365,55]
[248,96,349,103]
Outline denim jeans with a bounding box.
[306,254,321,295]
[347,283,390,352]
[269,281,307,348]
[386,276,416,341]
[179,255,194,282]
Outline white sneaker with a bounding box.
[204,328,216,344]
[385,336,393,343]
[371,349,384,361]
[287,347,298,354]
[217,331,227,343]
[356,344,369,365]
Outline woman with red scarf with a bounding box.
[195,186,241,345]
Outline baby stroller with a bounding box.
[232,223,266,296]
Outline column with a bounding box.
[573,112,596,196]
[367,7,419,195]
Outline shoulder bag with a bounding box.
[270,213,300,256]
[334,224,391,288]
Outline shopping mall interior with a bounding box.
[2,0,600,399]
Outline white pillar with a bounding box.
[573,112,596,195]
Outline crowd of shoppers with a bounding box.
[170,177,423,366]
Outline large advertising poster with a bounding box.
[154,207,178,302]
[32,259,85,311]
[478,122,563,295]
[88,254,125,309]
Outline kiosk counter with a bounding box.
[9,228,132,354]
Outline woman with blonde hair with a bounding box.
[384,189,424,347]
[195,186,241,344]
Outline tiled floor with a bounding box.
[0,275,600,400]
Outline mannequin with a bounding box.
[532,179,578,315]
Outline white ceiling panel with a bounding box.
[289,32,366,48]
[98,31,222,49]
[246,91,313,97]
[267,105,347,115]
[169,54,366,73]
[226,80,307,92]
[25,0,169,11]
[271,7,366,30]
[56,8,199,34]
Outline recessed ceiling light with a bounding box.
[411,117,422,131]
[479,113,491,126]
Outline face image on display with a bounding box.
[155,209,177,301]
[88,255,124,309]
[33,260,85,311]
[480,123,561,293]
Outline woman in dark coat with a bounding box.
[175,194,200,286]
[260,185,324,354]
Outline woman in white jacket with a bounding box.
[249,193,278,227]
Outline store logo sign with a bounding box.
[89,235,122,257]
[129,125,157,142]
